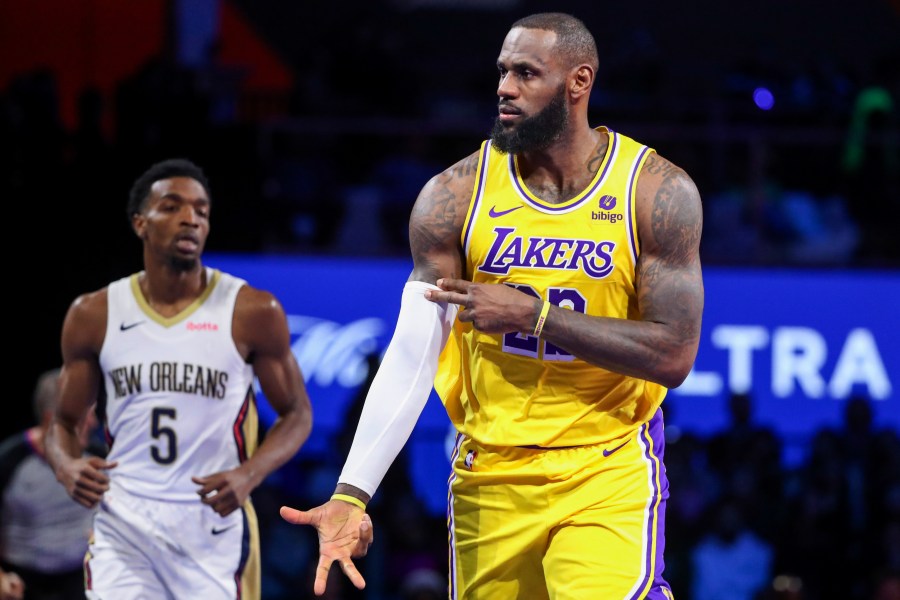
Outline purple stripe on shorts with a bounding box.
[446,433,464,600]
[628,408,673,600]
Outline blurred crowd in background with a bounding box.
[3,1,897,271]
[1,1,898,598]
[252,371,900,600]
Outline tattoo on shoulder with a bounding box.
[409,151,478,266]
[644,154,680,179]
[438,153,479,183]
[652,169,702,264]
[410,180,466,256]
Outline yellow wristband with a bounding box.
[533,301,551,337]
[331,493,367,511]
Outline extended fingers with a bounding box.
[425,288,470,307]
[340,559,366,590]
[427,279,470,305]
[438,276,477,292]
[280,505,314,525]
[314,555,333,596]
[312,557,366,596]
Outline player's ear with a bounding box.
[131,212,146,239]
[570,64,593,98]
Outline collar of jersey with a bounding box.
[507,127,617,214]
[129,267,221,328]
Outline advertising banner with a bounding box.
[207,254,899,513]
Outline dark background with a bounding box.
[1,1,898,598]
[2,0,898,433]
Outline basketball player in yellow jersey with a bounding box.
[282,12,702,599]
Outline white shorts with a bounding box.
[84,484,260,600]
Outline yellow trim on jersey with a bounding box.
[130,268,222,328]
[240,499,261,600]
[240,387,259,459]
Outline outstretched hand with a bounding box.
[280,500,374,596]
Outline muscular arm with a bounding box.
[538,152,704,387]
[194,287,312,514]
[407,151,480,284]
[234,287,312,487]
[45,290,116,507]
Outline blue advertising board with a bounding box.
[206,254,899,514]
[667,268,898,464]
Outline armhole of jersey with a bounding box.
[627,146,655,267]
[100,278,125,361]
[221,273,248,362]
[460,140,492,256]
[100,287,112,359]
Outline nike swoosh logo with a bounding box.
[488,205,523,218]
[119,321,145,331]
[602,440,629,457]
[211,525,236,535]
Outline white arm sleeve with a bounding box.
[337,281,458,497]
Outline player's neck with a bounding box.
[516,126,605,203]
[138,264,208,316]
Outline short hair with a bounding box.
[126,158,211,220]
[32,368,61,422]
[511,12,599,72]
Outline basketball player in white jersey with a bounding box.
[45,158,370,599]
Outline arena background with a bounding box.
[2,1,898,599]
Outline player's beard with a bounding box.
[491,84,569,155]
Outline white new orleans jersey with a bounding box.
[99,267,259,501]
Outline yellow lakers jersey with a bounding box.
[434,127,667,447]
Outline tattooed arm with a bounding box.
[537,152,704,387]
[407,150,481,284]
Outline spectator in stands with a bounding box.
[0,368,101,600]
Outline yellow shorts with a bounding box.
[448,409,673,600]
